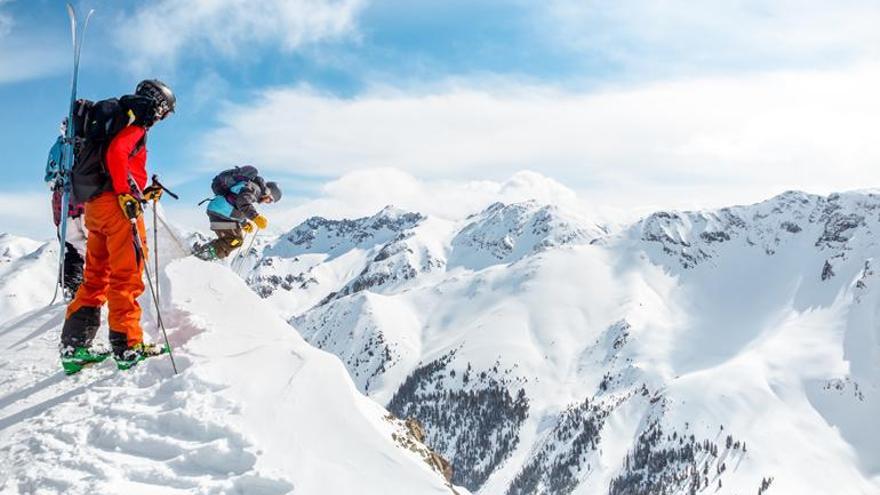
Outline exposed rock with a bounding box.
[385,414,457,491]
[821,260,835,281]
[388,352,529,491]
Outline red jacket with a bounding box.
[105,125,148,195]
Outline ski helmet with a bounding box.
[135,79,176,121]
[265,182,282,202]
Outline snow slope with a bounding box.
[0,250,458,493]
[262,192,880,494]
[0,234,55,325]
[2,189,878,495]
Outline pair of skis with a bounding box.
[51,4,93,305]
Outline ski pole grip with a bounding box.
[151,174,180,200]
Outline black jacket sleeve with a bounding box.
[234,181,263,220]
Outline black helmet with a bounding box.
[136,79,176,121]
[265,181,282,202]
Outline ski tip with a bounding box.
[66,3,75,16]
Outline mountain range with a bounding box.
[1,189,878,494]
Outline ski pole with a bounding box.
[152,200,160,302]
[145,176,172,301]
[231,230,249,274]
[150,174,179,200]
[126,207,178,375]
[146,176,192,257]
[234,230,259,277]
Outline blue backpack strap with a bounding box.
[224,180,247,205]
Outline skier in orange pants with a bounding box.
[60,80,176,373]
[65,194,149,347]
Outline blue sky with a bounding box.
[2,0,880,238]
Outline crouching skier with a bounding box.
[193,166,282,260]
[60,79,176,374]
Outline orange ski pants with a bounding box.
[66,193,148,347]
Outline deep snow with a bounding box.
[0,248,457,494]
[1,190,879,494]
[261,192,880,494]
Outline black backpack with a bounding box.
[211,165,260,196]
[70,95,150,202]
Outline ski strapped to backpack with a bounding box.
[51,3,94,306]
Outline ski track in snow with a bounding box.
[0,306,288,495]
[0,255,456,495]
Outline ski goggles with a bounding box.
[154,99,174,121]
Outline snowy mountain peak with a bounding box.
[275,190,880,494]
[0,232,43,263]
[249,207,446,317]
[266,206,425,259]
[449,200,603,270]
[635,189,880,270]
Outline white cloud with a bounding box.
[116,0,364,69]
[0,191,54,241]
[254,168,618,235]
[544,0,880,74]
[0,4,11,39]
[200,64,880,212]
[0,42,67,84]
[0,1,67,84]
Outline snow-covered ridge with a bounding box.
[449,200,604,270]
[0,234,56,325]
[0,233,44,263]
[635,190,880,271]
[248,206,446,316]
[250,200,604,318]
[263,189,880,494]
[266,205,426,258]
[0,248,460,494]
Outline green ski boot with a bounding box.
[61,346,111,375]
[115,342,170,371]
[192,242,218,261]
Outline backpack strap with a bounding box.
[130,133,146,158]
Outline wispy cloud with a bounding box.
[0,43,66,83]
[0,1,12,38]
[244,167,615,236]
[115,0,365,70]
[0,191,53,240]
[0,0,66,84]
[543,0,880,76]
[200,64,880,211]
